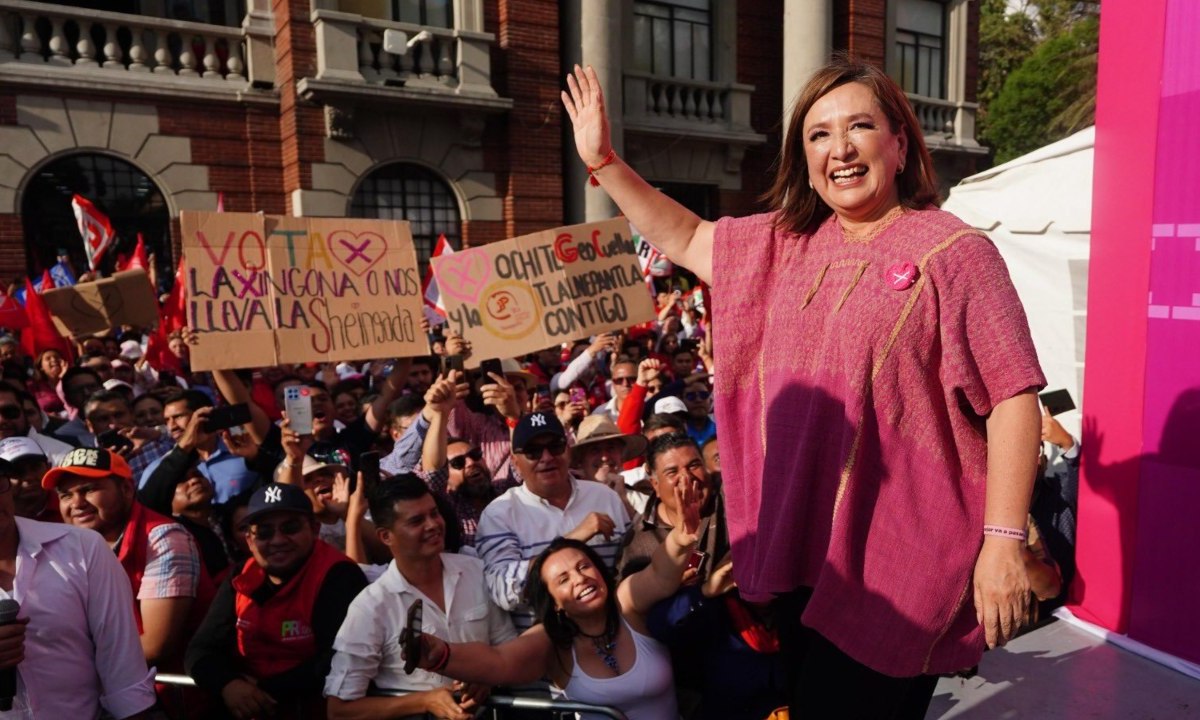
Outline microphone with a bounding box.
[0,598,19,711]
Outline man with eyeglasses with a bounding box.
[0,444,157,719]
[474,412,629,635]
[418,375,508,548]
[186,482,367,720]
[590,360,638,424]
[0,386,73,466]
[683,380,717,447]
[0,437,54,521]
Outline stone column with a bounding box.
[782,0,832,134]
[562,0,623,223]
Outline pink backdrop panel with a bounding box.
[1072,0,1167,632]
[1127,0,1200,665]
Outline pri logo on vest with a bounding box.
[280,619,313,641]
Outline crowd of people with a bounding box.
[0,57,1082,720]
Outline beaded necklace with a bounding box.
[580,622,620,674]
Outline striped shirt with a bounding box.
[474,478,630,632]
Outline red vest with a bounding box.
[117,501,216,668]
[232,539,352,679]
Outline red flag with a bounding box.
[117,234,150,273]
[0,293,28,331]
[71,194,115,271]
[38,269,54,293]
[145,256,187,373]
[421,233,454,326]
[18,278,73,361]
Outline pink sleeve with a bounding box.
[933,234,1047,416]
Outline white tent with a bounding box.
[941,127,1094,439]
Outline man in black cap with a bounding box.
[185,483,367,720]
[474,411,630,634]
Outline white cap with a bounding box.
[104,379,135,393]
[0,436,46,463]
[654,396,688,415]
[119,340,143,360]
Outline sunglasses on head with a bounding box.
[448,447,484,470]
[611,376,637,386]
[246,516,306,541]
[0,405,22,421]
[685,391,711,402]
[519,439,568,460]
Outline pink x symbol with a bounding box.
[339,239,370,265]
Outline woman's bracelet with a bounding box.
[983,525,1027,542]
[586,150,617,186]
[430,640,452,674]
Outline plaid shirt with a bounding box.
[136,523,201,600]
[127,434,175,483]
[417,465,515,548]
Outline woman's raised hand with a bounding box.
[561,65,613,169]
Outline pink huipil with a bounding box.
[711,208,1045,677]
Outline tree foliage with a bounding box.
[978,1,1101,164]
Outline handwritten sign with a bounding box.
[180,211,426,371]
[41,270,159,338]
[432,218,656,361]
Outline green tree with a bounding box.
[978,0,1037,125]
[982,15,1100,164]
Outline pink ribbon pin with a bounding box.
[886,261,917,291]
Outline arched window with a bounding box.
[21,153,171,288]
[349,163,462,271]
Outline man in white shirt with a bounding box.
[325,474,514,719]
[590,361,638,424]
[0,456,156,719]
[474,412,630,633]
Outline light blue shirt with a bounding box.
[138,438,258,504]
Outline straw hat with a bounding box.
[571,415,648,463]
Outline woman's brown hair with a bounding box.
[764,55,940,235]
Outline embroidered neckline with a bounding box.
[839,205,906,244]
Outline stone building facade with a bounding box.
[0,0,983,283]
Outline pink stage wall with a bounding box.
[1075,0,1200,664]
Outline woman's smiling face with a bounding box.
[803,81,907,225]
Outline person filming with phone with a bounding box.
[324,475,515,720]
[186,482,367,720]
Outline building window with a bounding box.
[349,163,461,272]
[895,0,946,99]
[392,0,452,28]
[632,0,712,81]
[21,153,171,287]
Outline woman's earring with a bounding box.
[807,178,813,190]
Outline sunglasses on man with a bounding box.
[685,390,711,402]
[245,516,307,541]
[448,447,484,470]
[0,405,23,421]
[518,439,568,460]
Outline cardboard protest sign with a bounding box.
[180,211,426,371]
[432,218,655,362]
[41,270,158,338]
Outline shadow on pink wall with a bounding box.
[1073,0,1200,666]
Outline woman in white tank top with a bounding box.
[407,479,705,719]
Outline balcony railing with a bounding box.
[302,10,509,112]
[622,71,762,145]
[0,1,247,79]
[907,92,983,152]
